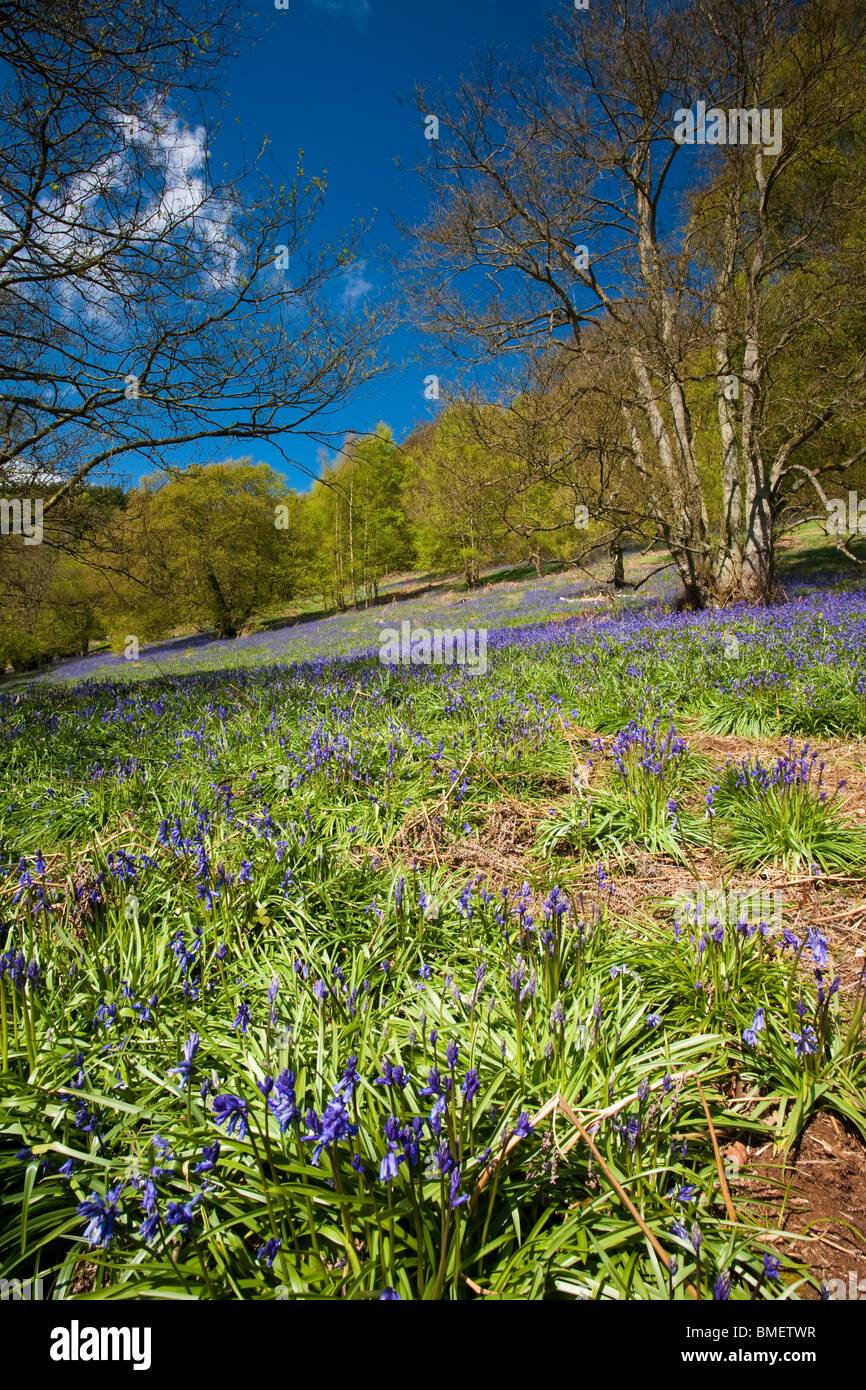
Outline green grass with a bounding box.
[1,569,865,1300]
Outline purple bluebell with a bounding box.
[78,1185,123,1248]
[713,1270,731,1301]
[165,1195,201,1234]
[232,1002,252,1035]
[462,1069,480,1102]
[257,1237,282,1268]
[212,1093,249,1139]
[194,1142,221,1173]
[512,1112,533,1140]
[168,1032,200,1085]
[302,1098,355,1165]
[763,1253,781,1280]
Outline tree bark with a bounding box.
[205,568,236,638]
[610,541,625,589]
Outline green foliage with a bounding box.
[305,425,414,607]
[106,460,300,639]
[713,748,866,872]
[0,847,827,1303]
[539,721,711,862]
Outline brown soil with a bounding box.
[736,1114,866,1299]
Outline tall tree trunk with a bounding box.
[738,129,777,604]
[348,476,356,607]
[335,496,345,610]
[362,476,369,605]
[610,541,625,589]
[741,448,776,603]
[629,349,714,608]
[205,567,236,638]
[712,195,744,598]
[631,179,715,607]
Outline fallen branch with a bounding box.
[814,903,866,925]
[469,1089,698,1299]
[469,751,534,827]
[556,1094,698,1299]
[695,1078,738,1224]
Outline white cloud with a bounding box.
[340,260,372,306]
[1,460,65,485]
[0,97,241,325]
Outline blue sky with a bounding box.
[192,0,554,492]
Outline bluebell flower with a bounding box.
[512,1112,533,1140]
[165,1194,201,1234]
[94,999,117,1028]
[448,1167,468,1208]
[743,1007,766,1047]
[168,1032,200,1085]
[194,1142,221,1174]
[713,1270,731,1301]
[428,1095,448,1136]
[139,1174,159,1216]
[302,1098,355,1165]
[462,1069,480,1102]
[763,1253,781,1280]
[379,1287,401,1300]
[805,928,829,969]
[212,1093,249,1139]
[139,1210,160,1243]
[335,1056,362,1101]
[257,1237,282,1268]
[419,1067,442,1097]
[375,1059,410,1091]
[267,1070,300,1131]
[379,1146,403,1183]
[78,1184,123,1248]
[669,1183,698,1204]
[790,1024,818,1059]
[232,1002,251,1035]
